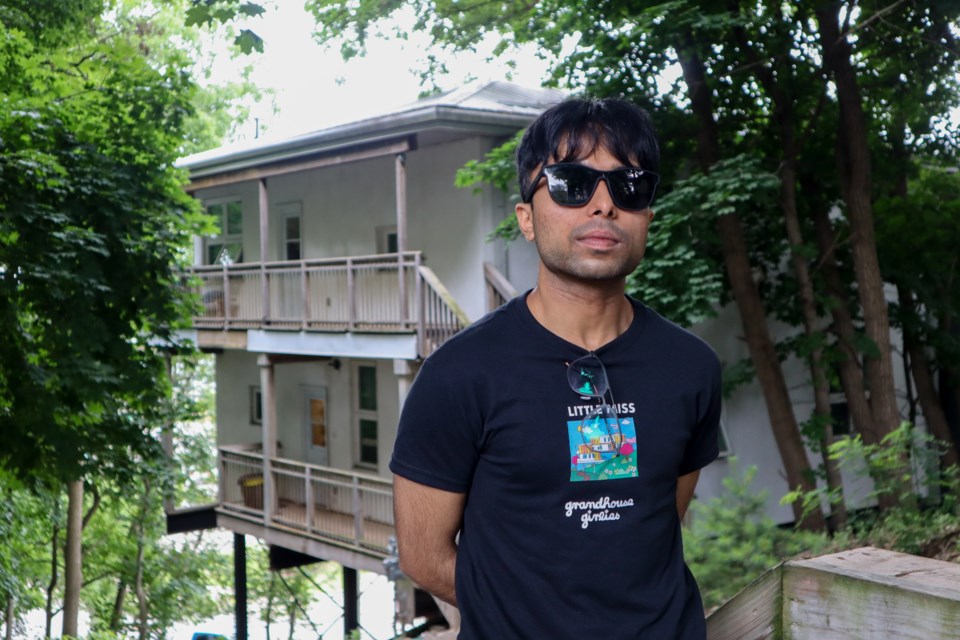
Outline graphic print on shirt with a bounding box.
[567,413,638,482]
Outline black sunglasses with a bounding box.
[567,353,623,456]
[522,163,660,211]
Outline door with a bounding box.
[303,386,328,467]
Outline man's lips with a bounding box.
[575,227,624,250]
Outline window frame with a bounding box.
[250,386,262,425]
[203,197,244,265]
[277,201,303,262]
[353,361,379,470]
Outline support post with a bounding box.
[259,178,270,323]
[258,354,277,524]
[395,153,408,323]
[234,534,248,640]
[343,567,359,634]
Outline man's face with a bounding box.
[515,143,655,284]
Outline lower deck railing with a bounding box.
[218,445,394,557]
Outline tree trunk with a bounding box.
[781,159,847,528]
[109,579,127,632]
[816,3,901,446]
[899,286,960,469]
[135,479,151,640]
[810,204,874,438]
[733,18,848,528]
[44,513,59,640]
[265,573,276,640]
[5,590,13,640]
[678,35,825,530]
[62,480,83,638]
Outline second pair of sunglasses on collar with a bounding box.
[522,163,660,211]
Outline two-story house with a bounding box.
[167,80,562,637]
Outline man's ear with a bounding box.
[515,202,536,243]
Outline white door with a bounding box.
[303,386,328,467]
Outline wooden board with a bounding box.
[706,564,783,640]
[782,547,960,640]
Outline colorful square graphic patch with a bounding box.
[567,416,638,482]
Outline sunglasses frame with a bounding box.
[522,163,660,211]
[567,354,623,456]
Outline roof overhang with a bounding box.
[181,104,539,187]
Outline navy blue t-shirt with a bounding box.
[390,293,721,639]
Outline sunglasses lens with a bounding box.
[608,168,657,210]
[544,165,596,206]
[567,355,608,397]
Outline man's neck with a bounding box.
[526,272,633,352]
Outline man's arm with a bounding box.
[393,474,466,607]
[676,469,701,520]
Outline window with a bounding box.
[376,225,399,254]
[830,400,851,436]
[355,364,378,467]
[205,199,243,264]
[284,215,301,260]
[250,386,262,425]
[828,366,852,437]
[717,405,733,457]
[277,202,302,261]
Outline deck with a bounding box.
[218,445,395,560]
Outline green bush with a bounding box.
[683,460,834,609]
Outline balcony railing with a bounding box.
[182,251,469,357]
[218,445,394,557]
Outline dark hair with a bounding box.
[516,97,660,199]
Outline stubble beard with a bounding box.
[534,236,644,283]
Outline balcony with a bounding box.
[218,445,394,559]
[183,252,468,357]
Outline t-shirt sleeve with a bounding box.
[678,355,722,475]
[389,359,481,493]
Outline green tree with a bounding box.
[306,0,960,528]
[0,0,259,632]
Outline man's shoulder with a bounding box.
[635,301,720,364]
[426,296,525,363]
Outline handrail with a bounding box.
[483,261,518,311]
[417,265,470,357]
[418,266,470,327]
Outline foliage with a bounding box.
[0,0,209,484]
[185,0,265,53]
[684,461,835,610]
[875,168,960,366]
[781,422,960,561]
[0,0,259,630]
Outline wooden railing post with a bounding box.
[346,258,356,331]
[217,449,226,505]
[222,264,231,328]
[304,466,314,535]
[352,476,363,546]
[300,261,309,330]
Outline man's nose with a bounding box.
[589,177,616,216]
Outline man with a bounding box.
[390,97,722,638]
